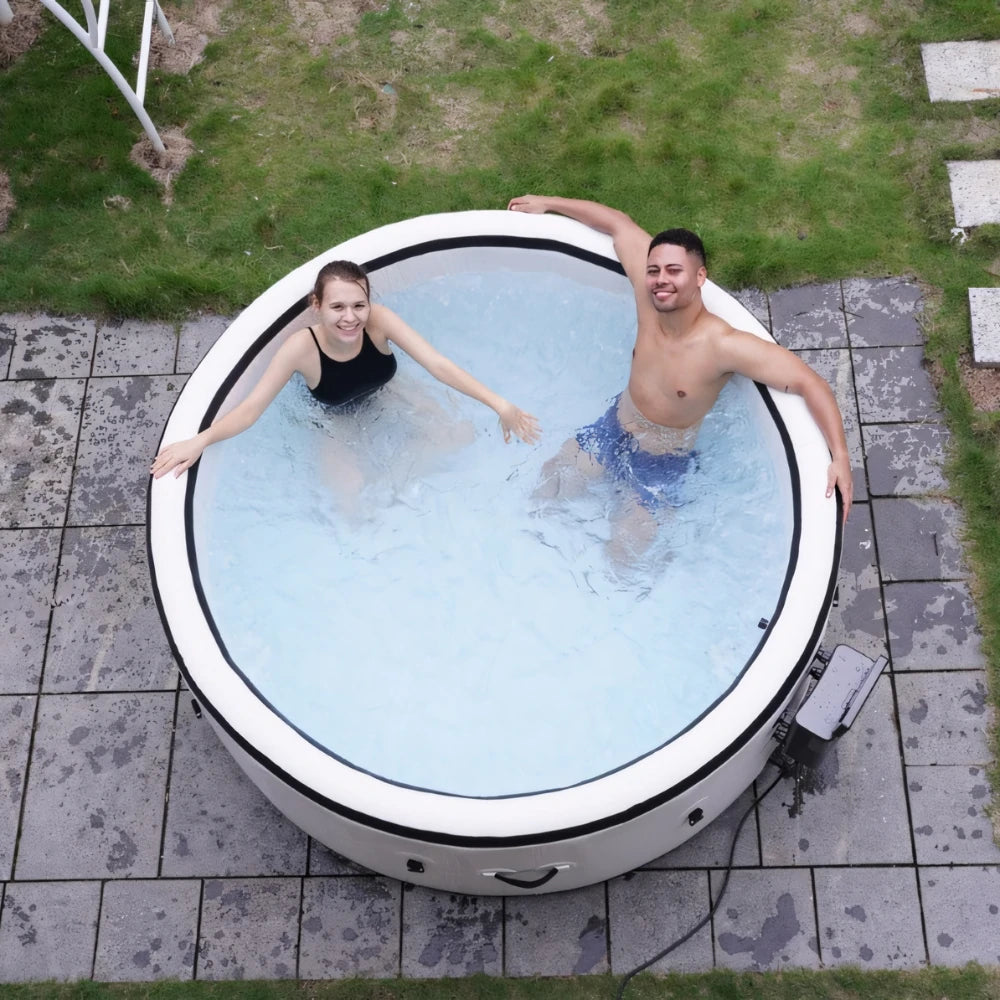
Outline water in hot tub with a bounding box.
[196,269,793,797]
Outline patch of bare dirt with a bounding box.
[0,170,14,232]
[843,12,877,36]
[130,127,194,205]
[959,354,1000,412]
[485,0,610,56]
[288,0,384,56]
[0,0,44,69]
[148,0,229,74]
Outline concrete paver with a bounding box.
[862,423,950,497]
[843,278,924,348]
[851,346,941,423]
[871,497,968,581]
[771,283,847,349]
[908,765,1000,865]
[920,866,1000,965]
[922,40,1000,101]
[175,314,231,374]
[947,161,1000,227]
[93,320,177,377]
[7,316,95,379]
[0,696,35,880]
[970,287,1000,367]
[884,581,985,671]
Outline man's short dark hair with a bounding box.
[649,228,707,268]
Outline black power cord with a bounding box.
[614,770,785,1000]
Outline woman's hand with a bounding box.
[497,402,541,444]
[151,436,206,479]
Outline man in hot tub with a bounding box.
[508,195,852,556]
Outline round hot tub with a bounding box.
[148,211,841,894]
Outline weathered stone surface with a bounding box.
[895,671,993,765]
[176,314,231,373]
[922,41,1000,101]
[851,346,940,423]
[0,695,35,879]
[843,278,923,348]
[947,161,1000,227]
[401,887,502,978]
[771,283,847,349]
[93,319,177,376]
[871,498,968,582]
[885,581,984,671]
[862,423,950,497]
[8,315,95,379]
[921,866,1000,965]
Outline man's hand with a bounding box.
[507,195,548,214]
[827,453,853,524]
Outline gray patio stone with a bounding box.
[970,287,1000,367]
[710,868,819,971]
[8,315,95,379]
[871,498,968,582]
[16,692,174,879]
[45,526,175,692]
[607,870,711,973]
[947,161,1000,227]
[0,378,86,528]
[643,786,759,869]
[814,867,925,968]
[862,423,950,497]
[922,40,1000,101]
[93,879,200,981]
[299,877,401,979]
[820,503,887,662]
[793,348,865,501]
[309,841,374,876]
[505,882,607,977]
[896,671,993,766]
[161,707,308,877]
[732,288,771,332]
[401,886,502,978]
[920,866,1000,965]
[843,278,924,348]
[176,314,231,374]
[908,764,1000,865]
[68,374,185,525]
[197,877,300,980]
[0,696,35,880]
[885,581,985,671]
[770,284,847,349]
[93,319,177,376]
[851,346,940,423]
[758,677,911,865]
[0,881,100,982]
[0,315,14,378]
[0,527,60,691]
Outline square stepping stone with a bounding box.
[176,314,231,374]
[94,880,200,981]
[947,161,1000,227]
[814,867,925,968]
[862,423,950,496]
[93,320,177,376]
[770,284,847,349]
[16,692,175,879]
[970,287,1000,367]
[885,581,984,671]
[922,41,1000,101]
[851,346,941,423]
[608,870,712,973]
[0,695,35,879]
[7,315,95,379]
[45,526,176,692]
[506,882,607,977]
[299,877,401,979]
[908,764,1000,864]
[0,881,100,982]
[871,498,968,581]
[920,866,1000,965]
[896,671,993,765]
[710,868,820,971]
[400,886,502,978]
[161,706,307,877]
[197,878,300,980]
[0,528,60,691]
[844,278,924,348]
[0,378,86,528]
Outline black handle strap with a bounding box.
[492,867,559,889]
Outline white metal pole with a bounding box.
[97,0,109,49]
[136,0,154,105]
[0,1,13,28]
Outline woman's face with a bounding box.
[315,277,371,344]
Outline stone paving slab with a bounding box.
[871,498,968,582]
[0,696,35,880]
[176,314,231,374]
[733,288,770,332]
[884,581,985,671]
[93,879,200,982]
[0,528,60,691]
[770,283,847,349]
[197,878,300,980]
[607,870,712,973]
[0,881,100,982]
[94,320,177,377]
[843,278,924,348]
[309,842,375,877]
[814,867,925,969]
[0,378,86,528]
[862,423,950,497]
[970,286,1000,367]
[947,161,1000,227]
[299,877,401,979]
[908,764,1000,865]
[710,868,819,971]
[0,316,16,378]
[922,41,1000,102]
[851,346,941,423]
[16,693,175,880]
[920,866,1000,965]
[7,316,95,379]
[895,670,993,765]
[505,882,608,977]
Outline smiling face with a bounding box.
[313,276,372,345]
[644,242,707,314]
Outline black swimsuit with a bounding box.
[307,327,397,406]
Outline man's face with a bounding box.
[644,243,706,313]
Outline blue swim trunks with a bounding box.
[575,396,697,510]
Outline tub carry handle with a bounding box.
[489,866,560,889]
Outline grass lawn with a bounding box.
[1,0,999,993]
